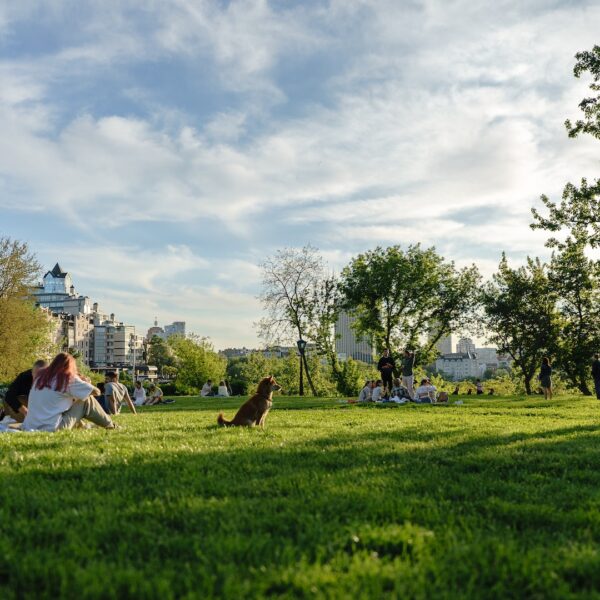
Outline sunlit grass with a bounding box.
[1,394,599,599]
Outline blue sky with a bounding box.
[1,0,598,349]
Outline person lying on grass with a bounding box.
[23,353,118,432]
[104,371,137,415]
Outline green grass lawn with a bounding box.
[1,394,600,599]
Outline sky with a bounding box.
[1,0,599,350]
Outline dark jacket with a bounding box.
[540,363,552,383]
[592,359,600,380]
[377,355,396,375]
[401,354,415,377]
[4,369,34,412]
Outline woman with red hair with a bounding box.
[23,352,116,431]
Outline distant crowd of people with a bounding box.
[200,380,232,397]
[1,350,600,432]
[361,348,600,404]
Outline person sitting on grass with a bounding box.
[476,379,484,395]
[2,359,47,423]
[370,380,384,402]
[488,388,495,396]
[390,377,410,400]
[426,378,437,401]
[105,372,137,415]
[133,381,146,406]
[145,384,164,405]
[217,381,229,397]
[23,353,117,432]
[201,380,213,397]
[414,379,436,403]
[452,385,460,395]
[358,380,371,403]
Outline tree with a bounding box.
[257,246,324,395]
[147,335,176,376]
[532,46,600,248]
[168,335,226,394]
[339,245,480,364]
[481,255,561,394]
[565,45,600,140]
[0,237,41,299]
[0,237,53,382]
[548,240,600,395]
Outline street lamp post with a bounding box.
[297,339,307,397]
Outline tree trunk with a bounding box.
[302,352,317,396]
[524,375,532,395]
[577,370,592,396]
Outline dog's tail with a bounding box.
[217,412,233,427]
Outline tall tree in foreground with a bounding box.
[257,246,325,396]
[532,45,600,248]
[339,245,480,364]
[481,255,561,394]
[548,240,600,395]
[0,237,52,381]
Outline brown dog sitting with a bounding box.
[217,376,282,427]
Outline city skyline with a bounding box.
[2,2,599,349]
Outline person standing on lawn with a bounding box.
[23,353,116,431]
[402,350,415,399]
[592,354,600,400]
[377,349,396,394]
[539,357,553,400]
[2,359,47,423]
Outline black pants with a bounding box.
[381,373,393,391]
[595,378,600,400]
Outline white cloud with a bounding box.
[2,0,600,347]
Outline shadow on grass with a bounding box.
[2,423,600,598]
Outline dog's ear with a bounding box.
[268,375,274,383]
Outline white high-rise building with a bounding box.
[335,311,375,364]
[435,334,453,355]
[164,321,186,338]
[456,337,476,355]
[435,352,482,381]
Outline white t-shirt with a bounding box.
[358,386,371,402]
[133,386,146,406]
[201,383,212,397]
[217,385,229,397]
[23,376,94,432]
[371,386,383,402]
[415,384,436,401]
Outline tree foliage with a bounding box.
[565,45,600,140]
[532,46,600,248]
[339,245,480,363]
[0,237,53,382]
[257,245,328,395]
[169,335,226,394]
[548,241,600,395]
[481,255,561,394]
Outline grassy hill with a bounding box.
[1,395,599,599]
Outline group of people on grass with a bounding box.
[361,348,447,404]
[365,349,600,403]
[0,352,178,433]
[200,379,232,397]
